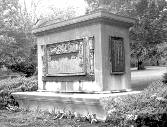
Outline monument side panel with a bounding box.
[101,24,131,91]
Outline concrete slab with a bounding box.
[12,91,140,121]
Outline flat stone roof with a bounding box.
[32,10,135,36]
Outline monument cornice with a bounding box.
[32,11,135,36]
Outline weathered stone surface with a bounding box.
[34,10,135,92]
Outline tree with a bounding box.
[0,0,37,76]
[85,0,167,70]
[0,0,78,76]
[33,6,77,27]
[130,0,167,69]
[85,0,137,16]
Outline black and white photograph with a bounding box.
[0,0,167,126]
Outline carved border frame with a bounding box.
[42,36,95,82]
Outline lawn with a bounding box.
[0,110,107,127]
[131,66,166,90]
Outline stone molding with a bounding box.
[32,11,135,36]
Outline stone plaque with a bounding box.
[109,36,125,73]
[46,39,85,76]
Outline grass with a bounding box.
[0,66,166,126]
[0,110,107,127]
[131,66,166,90]
[0,76,105,127]
[1,80,166,127]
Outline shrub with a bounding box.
[101,80,167,126]
[10,61,36,77]
[162,72,167,84]
[0,76,38,93]
[0,76,38,110]
[135,113,167,127]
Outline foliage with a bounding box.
[85,0,167,69]
[130,0,167,69]
[0,76,38,93]
[0,0,37,74]
[0,109,106,127]
[0,76,37,110]
[163,72,167,84]
[101,80,167,126]
[47,7,76,21]
[135,113,167,127]
[10,60,36,77]
[85,0,137,15]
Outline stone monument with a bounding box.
[12,9,135,120]
[33,9,134,92]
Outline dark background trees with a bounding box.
[85,0,167,70]
[130,0,167,69]
[0,0,77,77]
[0,0,166,76]
[0,0,36,77]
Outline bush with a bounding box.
[0,76,38,110]
[10,61,36,77]
[0,76,38,93]
[163,72,167,84]
[135,113,167,127]
[101,80,167,126]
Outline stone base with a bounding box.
[12,91,140,121]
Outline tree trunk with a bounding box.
[156,60,159,66]
[137,60,145,70]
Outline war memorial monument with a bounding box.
[12,9,135,120]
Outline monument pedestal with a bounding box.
[12,91,140,121]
